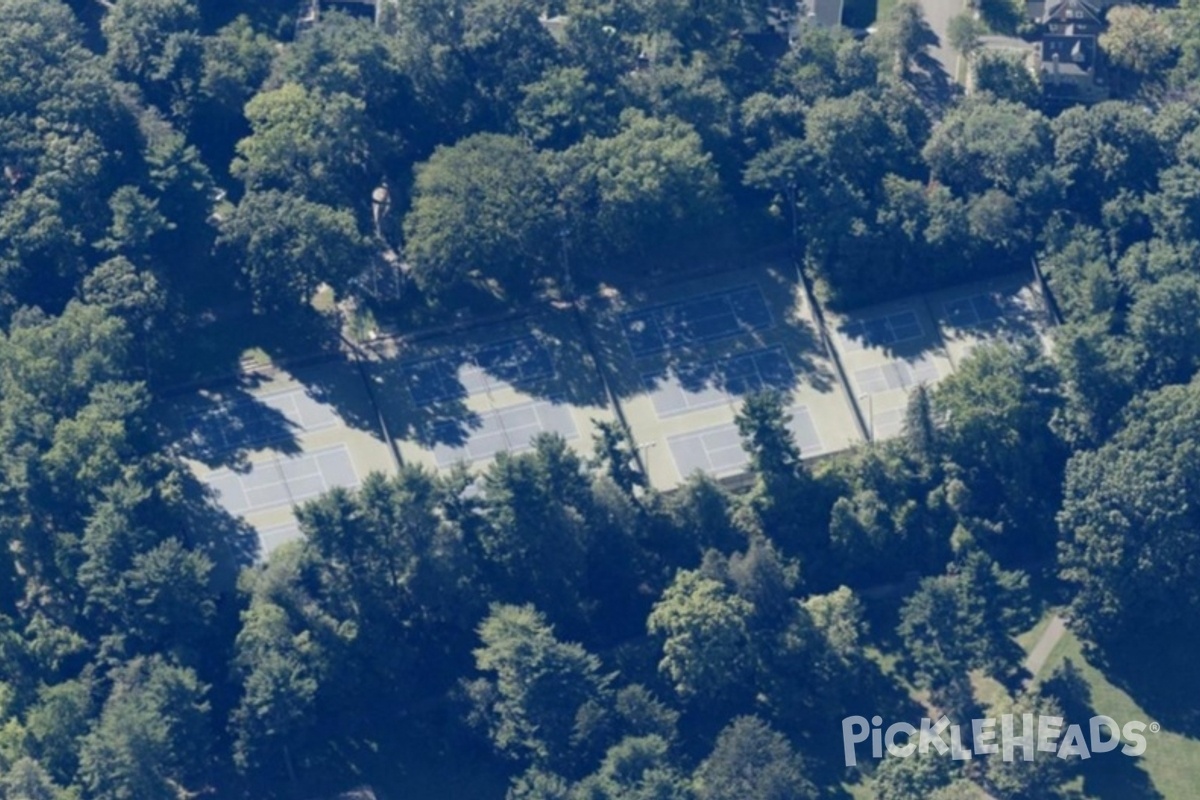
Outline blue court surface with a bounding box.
[430,399,578,467]
[943,294,1005,328]
[854,355,940,394]
[838,309,924,351]
[404,335,556,406]
[667,406,823,478]
[205,444,359,517]
[643,346,796,418]
[189,388,338,455]
[620,285,773,358]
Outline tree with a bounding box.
[22,679,94,785]
[1051,102,1161,224]
[947,12,984,58]
[692,716,817,800]
[977,0,1022,33]
[229,599,331,779]
[471,603,611,767]
[270,11,410,128]
[0,758,68,800]
[1101,5,1177,80]
[621,56,736,155]
[220,189,370,312]
[805,90,925,192]
[0,0,140,316]
[461,0,562,127]
[1053,320,1136,445]
[80,257,167,342]
[923,98,1053,199]
[403,133,558,296]
[735,391,802,479]
[903,383,939,464]
[77,656,212,800]
[734,391,816,555]
[1058,380,1200,644]
[897,548,1029,693]
[1147,141,1200,243]
[573,735,691,800]
[95,187,171,263]
[101,0,203,120]
[518,66,614,149]
[477,435,596,621]
[199,15,273,115]
[554,111,724,268]
[932,341,1065,559]
[871,751,957,800]
[232,84,376,210]
[870,0,938,78]
[590,420,646,495]
[1175,0,1200,83]
[1037,224,1118,321]
[983,690,1070,799]
[1128,272,1200,386]
[647,570,754,702]
[972,50,1041,107]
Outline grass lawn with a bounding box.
[1030,628,1200,800]
[844,603,1200,799]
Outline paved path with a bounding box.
[917,0,968,77]
[1024,615,1068,684]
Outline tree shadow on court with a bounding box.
[1041,658,1165,800]
[934,288,1052,356]
[350,309,604,453]
[359,305,612,450]
[164,378,306,472]
[586,265,839,407]
[360,350,481,448]
[831,280,1051,372]
[172,468,263,578]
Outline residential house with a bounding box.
[1034,0,1110,101]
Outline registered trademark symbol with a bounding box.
[1149,722,1161,733]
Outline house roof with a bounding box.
[1043,0,1101,27]
[1041,34,1097,76]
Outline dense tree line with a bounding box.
[5,0,1200,796]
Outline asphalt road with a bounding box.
[918,0,968,79]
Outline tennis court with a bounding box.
[620,285,774,357]
[373,310,619,475]
[188,387,339,454]
[430,399,578,467]
[869,407,908,440]
[643,346,796,418]
[402,335,556,405]
[259,521,303,555]
[205,444,360,517]
[929,275,1056,368]
[666,405,823,478]
[942,293,1006,328]
[853,354,940,394]
[836,309,925,352]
